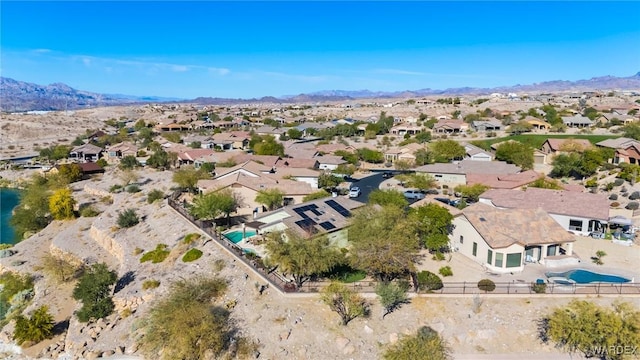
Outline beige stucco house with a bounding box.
[449,203,576,274]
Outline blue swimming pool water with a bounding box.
[546,269,631,284]
[223,230,257,244]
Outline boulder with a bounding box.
[335,337,350,350]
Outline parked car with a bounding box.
[382,171,394,179]
[348,187,361,198]
[423,189,439,195]
[403,189,426,200]
[434,197,460,206]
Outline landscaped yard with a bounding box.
[472,134,621,150]
[325,265,367,283]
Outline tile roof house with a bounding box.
[524,117,551,130]
[471,120,502,132]
[596,137,640,164]
[466,170,541,189]
[105,142,138,163]
[479,188,609,236]
[415,159,521,186]
[463,143,493,161]
[315,155,347,170]
[449,202,576,274]
[384,143,425,164]
[561,115,593,128]
[540,138,593,155]
[70,143,104,162]
[433,120,467,133]
[250,197,365,243]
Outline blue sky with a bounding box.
[2,1,639,99]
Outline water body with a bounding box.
[0,188,20,244]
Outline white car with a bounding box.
[349,187,361,198]
[403,189,426,200]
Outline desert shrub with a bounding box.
[72,263,117,322]
[101,196,113,204]
[0,273,34,322]
[125,184,141,193]
[416,271,443,292]
[142,279,161,290]
[584,178,598,188]
[39,254,84,283]
[629,191,640,200]
[79,205,100,217]
[133,247,144,255]
[611,202,620,207]
[117,209,139,228]
[147,189,165,204]
[432,252,445,261]
[96,158,108,168]
[531,282,547,294]
[477,279,496,292]
[614,178,625,186]
[13,305,54,345]
[213,259,226,272]
[626,202,639,210]
[182,248,203,262]
[109,184,123,193]
[140,244,170,264]
[183,233,202,245]
[608,194,618,200]
[438,266,453,277]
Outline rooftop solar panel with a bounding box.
[325,199,351,217]
[318,221,336,230]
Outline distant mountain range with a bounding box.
[2,73,640,112]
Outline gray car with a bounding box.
[403,189,425,200]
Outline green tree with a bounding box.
[541,300,640,360]
[72,263,117,322]
[334,150,358,165]
[172,166,211,192]
[430,140,465,163]
[140,277,254,360]
[334,164,356,176]
[119,155,139,170]
[188,141,201,149]
[255,188,285,211]
[287,128,303,139]
[376,281,409,319]
[409,203,454,252]
[49,187,76,220]
[414,148,434,166]
[13,305,55,345]
[321,282,369,326]
[550,153,581,178]
[318,173,343,189]
[453,184,489,202]
[576,149,606,177]
[508,121,533,135]
[10,179,51,240]
[414,131,432,143]
[368,189,408,208]
[402,173,437,191]
[348,205,421,282]
[57,163,83,183]
[147,148,171,169]
[134,119,147,131]
[189,190,238,222]
[265,230,342,288]
[623,123,640,140]
[383,326,451,360]
[357,148,384,163]
[394,160,413,171]
[495,141,534,170]
[253,135,285,156]
[303,189,331,202]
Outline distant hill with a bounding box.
[0,77,182,112]
[2,73,640,112]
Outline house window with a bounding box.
[487,249,493,265]
[472,242,477,256]
[459,235,464,244]
[283,197,294,206]
[569,219,583,232]
[506,253,522,268]
[495,253,503,267]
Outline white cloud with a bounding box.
[171,65,189,72]
[208,67,230,76]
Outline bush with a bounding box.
[182,248,203,262]
[109,184,123,193]
[609,194,618,200]
[432,252,445,261]
[79,205,100,217]
[39,254,83,283]
[629,191,640,200]
[117,209,139,228]
[72,263,117,322]
[183,233,201,245]
[142,279,161,290]
[416,271,443,292]
[13,305,54,345]
[477,279,496,292]
[147,189,165,204]
[626,202,639,210]
[438,266,453,277]
[0,273,34,322]
[531,282,547,294]
[140,244,170,264]
[125,184,141,193]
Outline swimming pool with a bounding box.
[223,230,257,244]
[546,269,631,284]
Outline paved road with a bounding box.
[347,171,421,205]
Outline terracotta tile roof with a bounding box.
[272,167,320,178]
[214,160,273,178]
[466,170,540,189]
[315,143,354,154]
[315,155,347,165]
[71,143,103,155]
[275,158,319,169]
[543,138,593,152]
[177,149,218,162]
[480,188,609,221]
[231,154,281,167]
[198,172,315,196]
[409,196,463,217]
[462,203,576,249]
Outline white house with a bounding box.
[450,203,576,273]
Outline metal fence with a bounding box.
[168,192,640,296]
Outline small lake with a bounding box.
[0,188,20,244]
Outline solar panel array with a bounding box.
[318,221,336,230]
[325,199,351,217]
[292,204,321,219]
[294,218,318,234]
